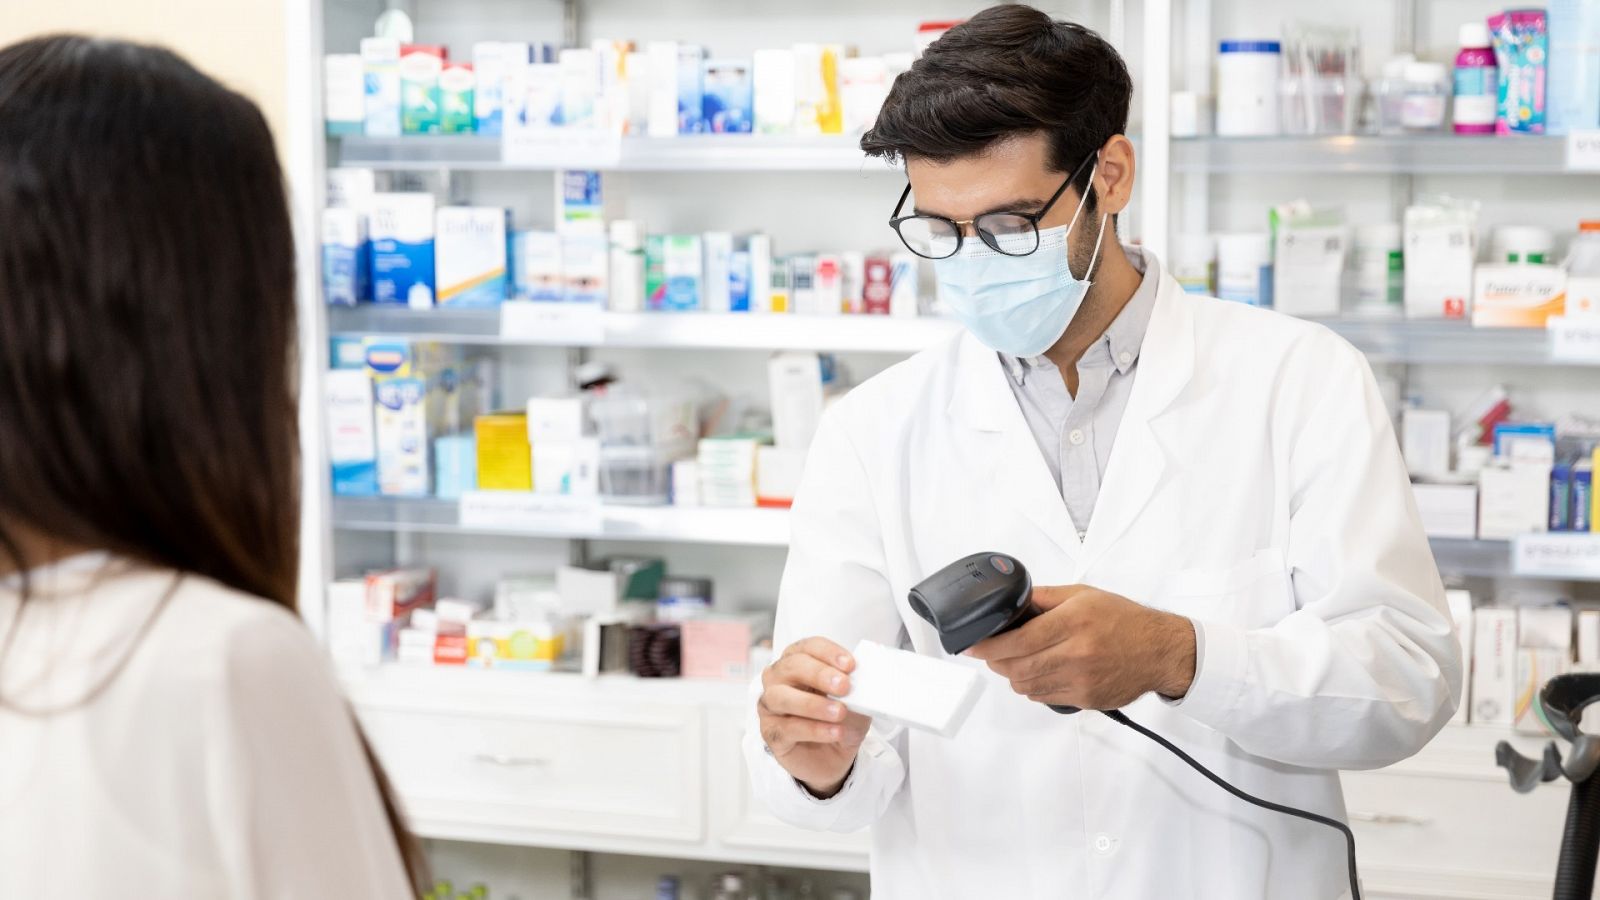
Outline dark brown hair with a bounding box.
[0,34,425,892]
[861,4,1133,203]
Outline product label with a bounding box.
[500,299,604,343]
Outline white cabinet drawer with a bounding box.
[358,700,703,843]
[1342,767,1565,899]
[705,706,871,864]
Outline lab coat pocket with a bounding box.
[1151,548,1294,630]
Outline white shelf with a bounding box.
[329,306,960,354]
[1172,134,1577,175]
[336,134,898,173]
[341,664,749,710]
[332,496,791,547]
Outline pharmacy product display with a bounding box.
[324,28,930,140]
[1403,388,1598,540]
[1212,3,1600,139]
[322,169,923,318]
[327,559,775,681]
[1184,201,1600,327]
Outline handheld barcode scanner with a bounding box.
[906,552,1079,714]
[908,552,1363,900]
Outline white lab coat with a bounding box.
[744,265,1462,900]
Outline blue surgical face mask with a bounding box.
[932,163,1108,359]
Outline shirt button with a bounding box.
[1069,429,1086,446]
[1093,833,1118,856]
[1118,350,1133,366]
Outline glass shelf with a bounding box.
[327,306,1595,366]
[331,498,1593,581]
[1172,134,1574,175]
[335,134,895,173]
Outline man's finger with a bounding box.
[774,651,852,696]
[764,715,849,753]
[1031,584,1084,612]
[762,684,849,722]
[967,610,1060,661]
[783,636,856,672]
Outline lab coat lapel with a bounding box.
[1079,273,1196,571]
[947,333,1084,563]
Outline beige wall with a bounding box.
[0,0,291,140]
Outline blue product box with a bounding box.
[1552,461,1574,531]
[1492,422,1558,457]
[433,433,477,499]
[729,249,752,311]
[677,45,706,134]
[561,171,604,233]
[703,59,753,134]
[1575,464,1594,532]
[321,207,370,306]
[370,193,436,307]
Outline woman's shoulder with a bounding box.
[143,568,329,688]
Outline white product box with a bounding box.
[526,396,586,443]
[769,352,825,451]
[645,42,679,137]
[1473,264,1568,328]
[369,193,437,308]
[840,57,889,135]
[702,231,734,312]
[1412,482,1478,539]
[327,580,386,668]
[1516,606,1574,735]
[748,234,773,313]
[471,42,530,136]
[374,377,430,496]
[608,220,645,312]
[757,445,807,505]
[1478,463,1553,539]
[1404,208,1475,320]
[361,37,402,138]
[513,231,563,302]
[840,251,866,314]
[1446,590,1474,724]
[672,459,701,506]
[533,438,600,496]
[326,167,377,211]
[326,369,378,496]
[435,207,508,307]
[1402,408,1452,479]
[1581,609,1600,668]
[625,50,650,135]
[890,252,919,317]
[753,48,796,134]
[792,43,825,136]
[789,255,816,315]
[558,48,599,129]
[1470,607,1517,727]
[324,54,365,135]
[835,640,984,738]
[561,234,609,305]
[1272,224,1348,317]
[813,253,843,315]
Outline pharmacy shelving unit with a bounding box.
[287,0,1600,893]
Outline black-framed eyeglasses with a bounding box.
[887,152,1095,260]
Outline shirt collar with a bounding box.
[1001,243,1159,384]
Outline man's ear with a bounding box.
[1094,135,1137,217]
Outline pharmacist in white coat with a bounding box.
[745,8,1462,900]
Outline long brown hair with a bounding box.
[0,35,426,891]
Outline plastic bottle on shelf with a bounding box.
[1566,220,1600,316]
[1216,40,1281,136]
[1401,62,1450,131]
[1373,54,1416,134]
[1492,226,1554,264]
[1453,22,1498,134]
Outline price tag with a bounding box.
[500,300,605,344]
[459,491,603,534]
[1548,315,1600,363]
[502,128,623,169]
[1566,130,1600,172]
[1513,533,1600,580]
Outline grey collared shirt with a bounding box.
[1001,245,1160,537]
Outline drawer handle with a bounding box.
[1349,811,1431,826]
[471,753,550,768]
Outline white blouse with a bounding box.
[0,554,412,899]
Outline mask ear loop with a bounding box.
[1064,154,1108,283]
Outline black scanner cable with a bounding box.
[908,552,1362,900]
[1102,709,1361,900]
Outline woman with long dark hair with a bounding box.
[0,35,424,896]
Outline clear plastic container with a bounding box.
[588,387,698,505]
[1400,61,1449,131]
[1565,220,1600,316]
[1373,54,1416,134]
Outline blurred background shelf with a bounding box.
[329,306,1597,366]
[1172,135,1576,175]
[328,306,963,353]
[335,134,895,173]
[331,496,792,547]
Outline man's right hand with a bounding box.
[757,636,872,799]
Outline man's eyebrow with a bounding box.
[911,198,1052,219]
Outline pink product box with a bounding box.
[679,618,754,680]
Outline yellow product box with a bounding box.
[466,620,565,668]
[1472,264,1567,327]
[474,412,532,490]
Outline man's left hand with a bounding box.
[967,585,1197,710]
